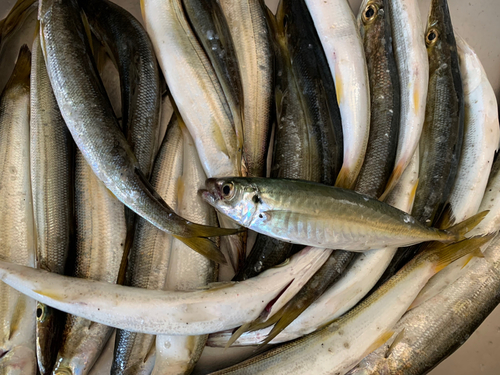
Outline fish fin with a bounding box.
[80,10,94,55]
[225,323,252,350]
[33,290,65,302]
[461,248,485,269]
[335,166,355,189]
[435,203,454,229]
[4,44,31,90]
[176,174,185,210]
[385,329,405,358]
[360,330,395,360]
[445,210,489,241]
[8,296,26,340]
[379,162,405,202]
[428,234,495,275]
[174,235,227,265]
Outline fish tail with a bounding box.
[444,210,489,241]
[186,223,243,238]
[379,161,405,202]
[428,234,494,274]
[225,323,252,350]
[6,44,31,88]
[174,235,227,265]
[226,313,279,349]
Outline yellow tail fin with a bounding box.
[445,210,489,241]
[174,235,227,265]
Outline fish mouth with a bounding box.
[200,178,224,202]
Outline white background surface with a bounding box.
[1,0,499,373]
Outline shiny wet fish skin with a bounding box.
[0,45,37,375]
[39,0,236,264]
[112,116,183,375]
[202,178,483,251]
[31,34,74,375]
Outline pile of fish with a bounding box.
[0,0,499,374]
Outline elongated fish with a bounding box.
[112,116,183,375]
[412,0,464,226]
[379,0,428,200]
[152,123,218,375]
[407,36,500,310]
[31,34,74,375]
[218,0,273,177]
[348,233,500,375]
[208,148,419,348]
[304,0,370,189]
[79,0,161,178]
[209,236,489,374]
[39,0,237,264]
[356,0,400,198]
[202,178,485,251]
[52,150,127,375]
[0,247,331,336]
[0,45,36,375]
[141,0,244,270]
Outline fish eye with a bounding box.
[221,182,235,199]
[362,4,378,23]
[36,303,46,322]
[426,28,439,46]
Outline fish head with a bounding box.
[0,345,36,375]
[36,302,65,374]
[201,178,260,227]
[425,0,456,56]
[359,0,385,29]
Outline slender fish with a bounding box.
[39,0,237,264]
[79,0,161,177]
[209,237,489,374]
[31,34,74,375]
[218,0,273,177]
[152,124,218,375]
[52,151,127,375]
[0,45,36,375]
[112,116,183,375]
[304,0,370,189]
[348,233,500,375]
[356,0,400,198]
[380,0,428,200]
[0,247,331,336]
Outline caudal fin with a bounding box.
[445,210,489,241]
[379,162,405,202]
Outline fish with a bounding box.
[209,235,490,375]
[379,0,428,200]
[79,0,161,178]
[303,0,370,189]
[51,150,127,375]
[218,0,273,177]
[412,0,464,226]
[356,0,400,199]
[182,0,243,146]
[207,148,419,348]
[0,246,331,336]
[112,116,183,375]
[0,45,37,375]
[30,33,74,375]
[39,0,237,264]
[152,122,218,375]
[406,35,500,310]
[201,177,486,251]
[141,0,244,270]
[348,232,500,375]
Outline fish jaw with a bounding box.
[0,345,36,375]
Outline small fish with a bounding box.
[379,0,428,200]
[39,0,237,264]
[202,177,485,251]
[31,34,74,375]
[218,0,273,177]
[0,247,331,337]
[209,235,490,375]
[349,233,500,375]
[0,45,37,375]
[356,0,400,198]
[304,0,370,189]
